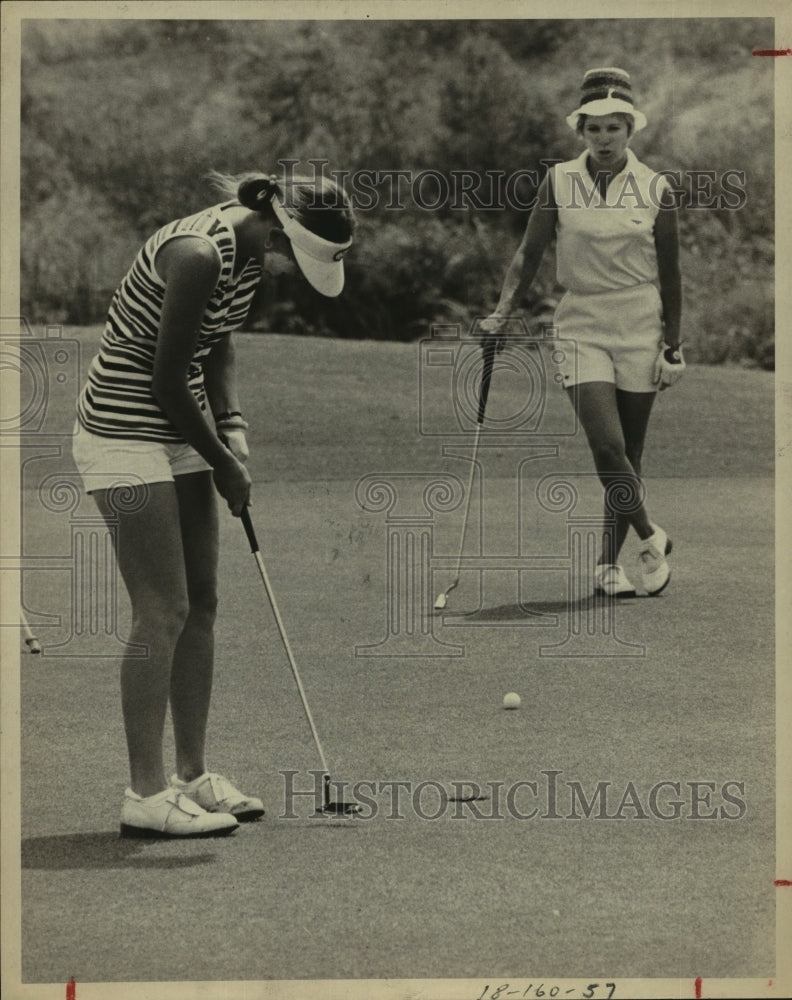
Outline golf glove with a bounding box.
[652,343,686,390]
[221,427,249,463]
[216,411,250,464]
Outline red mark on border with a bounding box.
[775,879,792,886]
[694,977,703,999]
[66,977,76,1000]
[752,48,792,56]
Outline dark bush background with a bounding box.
[20,17,774,367]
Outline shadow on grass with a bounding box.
[447,594,640,623]
[22,832,217,870]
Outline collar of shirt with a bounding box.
[575,147,640,206]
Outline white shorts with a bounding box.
[72,421,212,494]
[553,283,664,393]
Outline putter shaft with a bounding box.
[436,338,496,607]
[240,507,360,815]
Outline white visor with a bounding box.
[270,196,352,297]
[566,96,647,132]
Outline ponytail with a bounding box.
[206,170,281,210]
[237,174,281,210]
[207,168,355,243]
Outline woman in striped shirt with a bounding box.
[73,171,355,837]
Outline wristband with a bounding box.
[215,410,249,432]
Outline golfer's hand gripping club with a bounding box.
[216,433,252,517]
[479,314,509,353]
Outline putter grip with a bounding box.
[219,432,259,553]
[240,505,259,554]
[478,337,496,425]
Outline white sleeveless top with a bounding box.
[553,149,669,295]
[77,202,262,441]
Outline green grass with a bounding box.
[61,326,774,483]
[17,329,775,987]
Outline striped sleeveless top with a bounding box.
[77,202,262,441]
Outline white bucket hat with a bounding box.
[566,67,647,132]
[269,193,352,297]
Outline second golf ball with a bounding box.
[503,692,521,710]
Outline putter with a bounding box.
[21,611,41,654]
[239,506,361,816]
[434,335,497,610]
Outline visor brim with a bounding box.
[292,245,345,297]
[566,98,647,131]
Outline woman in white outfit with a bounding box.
[484,67,685,597]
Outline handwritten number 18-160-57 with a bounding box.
[477,984,617,1000]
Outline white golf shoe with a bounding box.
[171,771,265,822]
[120,787,239,838]
[594,564,637,598]
[638,524,673,595]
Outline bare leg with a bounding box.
[614,388,656,557]
[170,471,219,783]
[94,483,189,798]
[567,382,656,565]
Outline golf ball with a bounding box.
[434,593,447,610]
[503,692,521,710]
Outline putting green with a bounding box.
[19,331,775,984]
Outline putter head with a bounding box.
[321,774,362,817]
[320,800,362,817]
[434,579,459,610]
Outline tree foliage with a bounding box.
[20,17,774,367]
